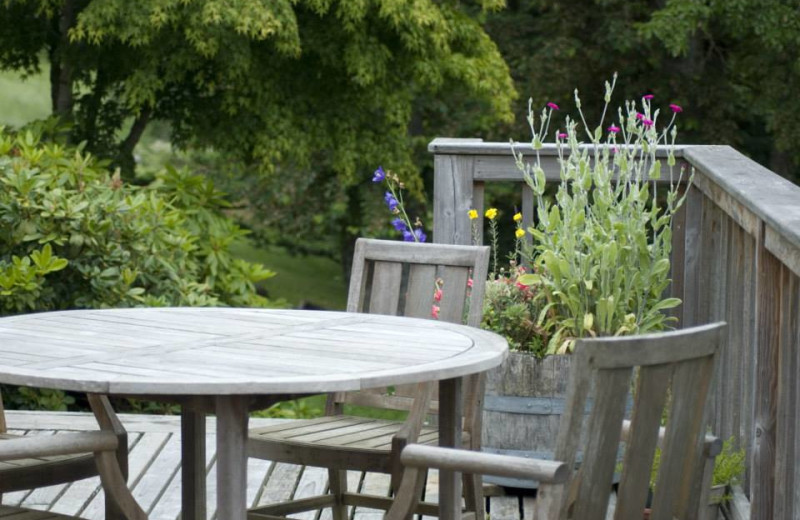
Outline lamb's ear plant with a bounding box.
[516,74,692,354]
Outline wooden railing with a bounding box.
[429,138,800,520]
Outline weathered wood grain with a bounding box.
[751,227,781,520]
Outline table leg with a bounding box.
[216,395,250,520]
[439,377,463,520]
[181,408,206,520]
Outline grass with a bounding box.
[230,240,347,311]
[0,69,51,127]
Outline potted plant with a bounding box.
[477,75,692,488]
[644,437,746,519]
[371,76,692,490]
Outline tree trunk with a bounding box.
[115,108,153,179]
[52,0,77,116]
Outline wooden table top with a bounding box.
[0,308,507,395]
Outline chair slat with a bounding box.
[651,356,715,520]
[438,266,469,324]
[368,261,403,315]
[405,264,437,320]
[572,367,632,520]
[614,364,672,520]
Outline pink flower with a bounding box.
[547,102,560,111]
[669,104,683,113]
[643,94,654,100]
[607,125,620,133]
[434,289,442,302]
[612,146,619,154]
[557,132,568,139]
[515,281,529,290]
[635,113,644,121]
[431,305,440,319]
[467,278,473,288]
[642,119,654,127]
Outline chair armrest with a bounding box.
[400,444,569,484]
[0,430,118,461]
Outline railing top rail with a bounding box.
[428,137,687,158]
[429,138,800,254]
[683,145,800,252]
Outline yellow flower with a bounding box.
[468,209,478,220]
[485,208,498,220]
[513,212,522,222]
[515,228,525,239]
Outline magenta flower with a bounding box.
[557,132,568,139]
[431,305,440,319]
[635,113,645,121]
[607,125,620,133]
[434,289,442,302]
[611,146,619,154]
[547,102,560,110]
[642,119,654,127]
[669,104,683,113]
[643,94,654,100]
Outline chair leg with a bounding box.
[105,494,125,520]
[463,472,485,520]
[328,468,348,520]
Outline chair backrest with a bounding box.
[332,238,490,413]
[536,322,726,520]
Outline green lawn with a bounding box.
[231,240,347,311]
[0,69,51,127]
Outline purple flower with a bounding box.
[384,191,399,211]
[414,228,427,243]
[402,229,415,242]
[547,102,560,111]
[391,218,407,231]
[607,125,620,133]
[643,94,654,100]
[372,166,386,183]
[669,104,683,113]
[642,119,654,127]
[557,132,568,139]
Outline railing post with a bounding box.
[431,139,480,245]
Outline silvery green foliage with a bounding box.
[516,75,691,355]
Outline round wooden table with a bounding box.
[0,308,508,520]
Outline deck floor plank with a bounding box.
[2,411,533,520]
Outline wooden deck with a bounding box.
[1,411,532,520]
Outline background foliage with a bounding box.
[482,0,800,182]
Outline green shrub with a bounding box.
[0,127,275,313]
[0,127,278,412]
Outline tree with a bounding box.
[0,0,515,177]
[480,0,800,181]
[0,0,517,277]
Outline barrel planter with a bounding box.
[481,351,630,489]
[481,351,573,489]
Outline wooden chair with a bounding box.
[387,322,727,520]
[247,238,491,520]
[0,390,146,520]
